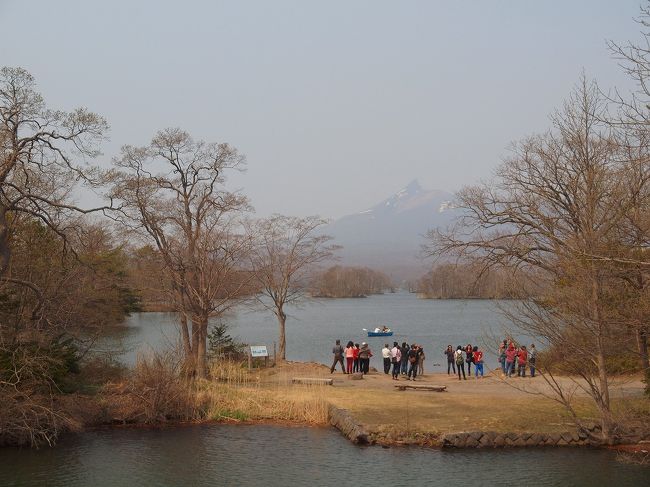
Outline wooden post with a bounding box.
[248,347,252,371]
[273,342,277,366]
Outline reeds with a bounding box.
[195,360,329,425]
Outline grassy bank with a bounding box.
[10,357,648,448]
[190,361,650,445]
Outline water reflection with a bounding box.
[0,425,646,487]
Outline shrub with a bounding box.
[102,351,196,423]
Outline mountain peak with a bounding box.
[395,179,422,198]
[404,179,422,193]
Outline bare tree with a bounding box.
[110,128,251,378]
[607,4,650,376]
[247,215,338,361]
[0,66,109,301]
[425,78,639,440]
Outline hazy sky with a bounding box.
[0,1,642,218]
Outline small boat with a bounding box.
[366,327,393,337]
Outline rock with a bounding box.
[465,436,479,448]
[525,436,539,447]
[470,431,483,441]
[479,435,493,448]
[456,433,469,444]
[557,438,569,446]
[328,406,370,445]
[548,433,562,445]
[493,435,506,447]
[561,432,574,443]
[514,437,527,447]
[454,437,467,448]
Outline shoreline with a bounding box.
[70,406,650,453]
[6,361,649,452]
[60,361,650,452]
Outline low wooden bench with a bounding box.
[394,384,447,392]
[292,377,334,386]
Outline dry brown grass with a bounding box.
[101,351,197,424]
[194,361,330,424]
[244,364,650,439]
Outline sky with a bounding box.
[0,0,643,219]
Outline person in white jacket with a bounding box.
[390,342,402,380]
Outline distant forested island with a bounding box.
[310,265,392,298]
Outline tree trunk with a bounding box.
[591,270,613,442]
[186,318,200,377]
[637,326,649,371]
[595,335,613,442]
[196,315,208,379]
[0,206,10,277]
[276,310,287,361]
[179,312,192,357]
[636,274,649,372]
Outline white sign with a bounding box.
[250,345,268,357]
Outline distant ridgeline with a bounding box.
[311,265,392,298]
[414,264,540,299]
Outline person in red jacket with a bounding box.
[473,346,484,378]
[505,342,517,378]
[517,345,528,377]
[352,343,360,373]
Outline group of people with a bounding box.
[498,340,537,378]
[385,342,425,381]
[443,344,485,380]
[441,340,538,380]
[330,337,538,381]
[329,340,426,381]
[330,340,374,375]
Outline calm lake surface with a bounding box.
[115,292,520,369]
[4,295,648,484]
[1,424,647,487]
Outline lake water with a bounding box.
[1,424,646,487]
[4,295,647,484]
[115,292,521,369]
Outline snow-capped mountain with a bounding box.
[324,180,457,280]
